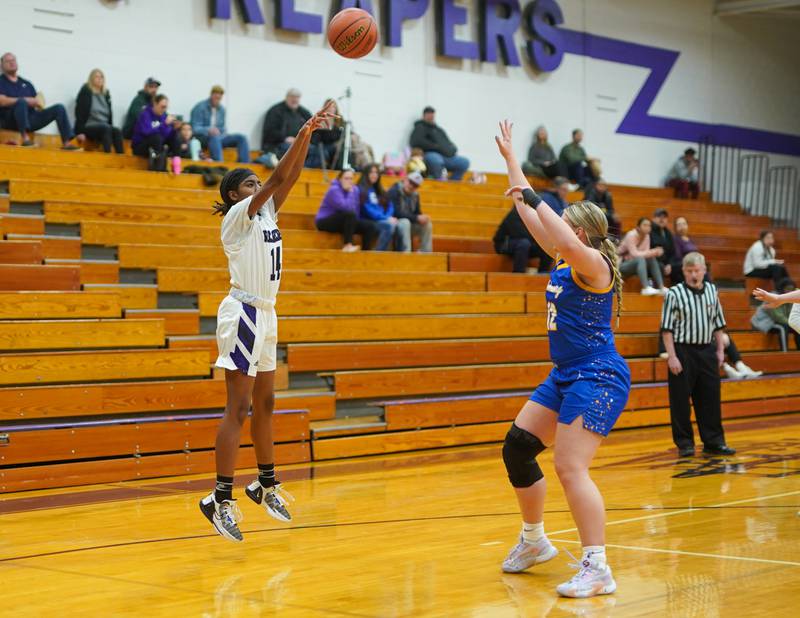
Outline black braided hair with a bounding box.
[213,168,255,216]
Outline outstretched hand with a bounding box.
[753,288,781,308]
[307,100,339,131]
[494,120,514,160]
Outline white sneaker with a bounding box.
[657,287,669,295]
[199,492,244,542]
[502,534,558,573]
[556,552,617,598]
[245,480,294,522]
[658,352,669,359]
[723,363,743,380]
[735,361,763,378]
[641,286,659,296]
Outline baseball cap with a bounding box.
[423,106,435,115]
[145,77,161,87]
[407,171,424,187]
[654,208,669,217]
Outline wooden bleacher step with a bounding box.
[45,258,119,284]
[83,283,157,309]
[125,308,200,336]
[5,233,81,259]
[0,291,122,319]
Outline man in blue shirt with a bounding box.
[0,53,78,149]
[190,85,250,163]
[540,176,570,216]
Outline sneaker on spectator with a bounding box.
[61,144,81,151]
[735,361,763,378]
[722,363,743,380]
[640,286,659,296]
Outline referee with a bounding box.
[661,252,736,458]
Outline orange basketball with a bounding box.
[328,8,378,59]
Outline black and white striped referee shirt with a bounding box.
[660,282,726,345]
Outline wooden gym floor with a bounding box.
[1,414,799,617]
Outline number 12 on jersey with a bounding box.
[270,246,282,281]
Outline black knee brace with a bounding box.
[502,423,546,488]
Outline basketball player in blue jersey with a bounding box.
[494,121,631,597]
[199,103,334,542]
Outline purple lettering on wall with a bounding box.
[436,0,479,59]
[340,0,376,16]
[212,0,266,24]
[480,0,521,66]
[526,0,564,72]
[276,0,323,32]
[385,0,430,47]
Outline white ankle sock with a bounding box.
[521,521,545,544]
[582,545,606,567]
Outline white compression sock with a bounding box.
[521,521,545,544]
[582,545,607,567]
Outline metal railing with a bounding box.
[698,138,741,204]
[766,166,799,228]
[737,154,769,215]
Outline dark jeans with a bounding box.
[132,133,178,157]
[746,264,789,287]
[668,343,725,449]
[566,161,596,188]
[84,122,124,153]
[495,237,553,273]
[316,211,378,249]
[1,99,73,144]
[668,178,699,199]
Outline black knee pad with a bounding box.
[502,423,546,488]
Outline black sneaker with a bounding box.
[199,492,244,542]
[702,444,736,456]
[245,480,293,522]
[678,446,695,458]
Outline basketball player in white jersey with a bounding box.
[200,103,333,542]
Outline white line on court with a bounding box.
[553,538,800,567]
[546,489,800,537]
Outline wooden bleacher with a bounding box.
[0,141,799,492]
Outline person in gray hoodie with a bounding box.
[522,125,566,179]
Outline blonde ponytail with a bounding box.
[563,201,623,326]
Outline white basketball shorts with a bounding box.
[215,295,277,376]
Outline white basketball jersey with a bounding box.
[220,195,282,303]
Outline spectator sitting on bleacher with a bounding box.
[559,129,599,188]
[175,122,202,161]
[315,169,378,252]
[314,98,346,169]
[651,208,676,283]
[131,94,180,171]
[751,278,800,352]
[744,230,789,287]
[409,106,470,181]
[258,88,311,167]
[358,163,397,251]
[521,125,566,179]
[190,85,250,163]
[122,76,159,140]
[618,217,667,296]
[0,52,79,150]
[386,171,433,252]
[672,216,707,284]
[493,201,553,274]
[540,176,570,216]
[584,178,620,239]
[74,68,123,154]
[666,148,700,199]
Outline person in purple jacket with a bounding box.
[131,94,180,169]
[315,169,378,252]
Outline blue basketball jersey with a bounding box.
[544,258,616,365]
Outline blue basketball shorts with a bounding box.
[529,353,631,436]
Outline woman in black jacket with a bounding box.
[75,69,124,153]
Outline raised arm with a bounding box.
[495,120,607,284]
[753,288,800,307]
[250,102,334,216]
[494,121,555,255]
